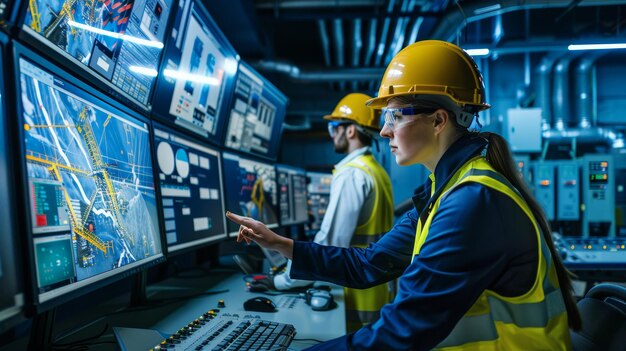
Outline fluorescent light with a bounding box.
[568,43,626,51]
[129,66,158,77]
[474,4,501,15]
[465,48,490,57]
[224,58,238,75]
[67,20,164,49]
[163,69,220,85]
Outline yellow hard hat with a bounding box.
[324,93,380,130]
[366,40,490,126]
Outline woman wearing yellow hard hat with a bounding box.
[227,40,580,350]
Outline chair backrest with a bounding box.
[570,283,626,351]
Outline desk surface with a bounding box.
[0,269,345,351]
[148,272,346,349]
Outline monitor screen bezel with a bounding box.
[222,151,279,237]
[222,60,287,161]
[0,30,26,328]
[16,0,177,113]
[275,164,308,226]
[152,121,229,255]
[149,0,238,147]
[11,42,166,314]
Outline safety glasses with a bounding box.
[327,121,351,138]
[381,107,438,132]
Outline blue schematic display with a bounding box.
[153,123,227,253]
[22,0,173,108]
[276,165,308,226]
[222,152,278,236]
[151,0,237,142]
[18,55,163,304]
[224,62,287,160]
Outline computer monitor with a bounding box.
[20,0,174,110]
[0,31,24,328]
[153,122,227,253]
[150,0,238,143]
[276,164,308,226]
[13,43,164,311]
[222,152,278,236]
[304,172,332,237]
[223,61,288,160]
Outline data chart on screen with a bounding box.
[154,124,227,252]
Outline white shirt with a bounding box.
[274,147,376,290]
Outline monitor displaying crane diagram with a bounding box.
[15,46,163,307]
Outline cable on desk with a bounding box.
[53,323,110,346]
[52,340,117,351]
[293,338,324,343]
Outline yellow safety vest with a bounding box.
[336,154,394,332]
[413,156,571,350]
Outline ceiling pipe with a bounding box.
[534,55,557,131]
[574,53,604,129]
[363,19,378,65]
[333,19,346,89]
[374,0,396,67]
[352,19,363,91]
[430,0,625,42]
[552,56,574,131]
[384,0,410,64]
[253,61,385,81]
[317,20,331,66]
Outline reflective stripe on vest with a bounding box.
[336,154,394,332]
[412,157,570,350]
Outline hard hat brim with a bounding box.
[366,91,491,110]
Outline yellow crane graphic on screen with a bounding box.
[29,0,41,32]
[76,108,132,245]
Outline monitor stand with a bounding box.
[130,270,149,307]
[28,308,56,351]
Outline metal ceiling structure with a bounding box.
[204,0,626,130]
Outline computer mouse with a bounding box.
[309,291,333,311]
[243,296,277,313]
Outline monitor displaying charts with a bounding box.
[15,43,163,309]
[21,0,173,109]
[222,152,278,236]
[151,0,237,142]
[153,123,227,253]
[223,61,287,160]
[304,172,332,237]
[276,164,308,226]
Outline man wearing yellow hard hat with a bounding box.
[268,92,394,331]
[228,40,579,350]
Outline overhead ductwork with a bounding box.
[574,53,604,129]
[253,61,385,81]
[552,56,574,131]
[430,0,626,42]
[534,55,557,131]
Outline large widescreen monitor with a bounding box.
[0,32,24,328]
[222,152,278,236]
[276,164,308,226]
[223,61,287,160]
[14,43,164,310]
[20,0,173,110]
[153,122,227,253]
[151,0,237,143]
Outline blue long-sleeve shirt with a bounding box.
[290,134,539,350]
